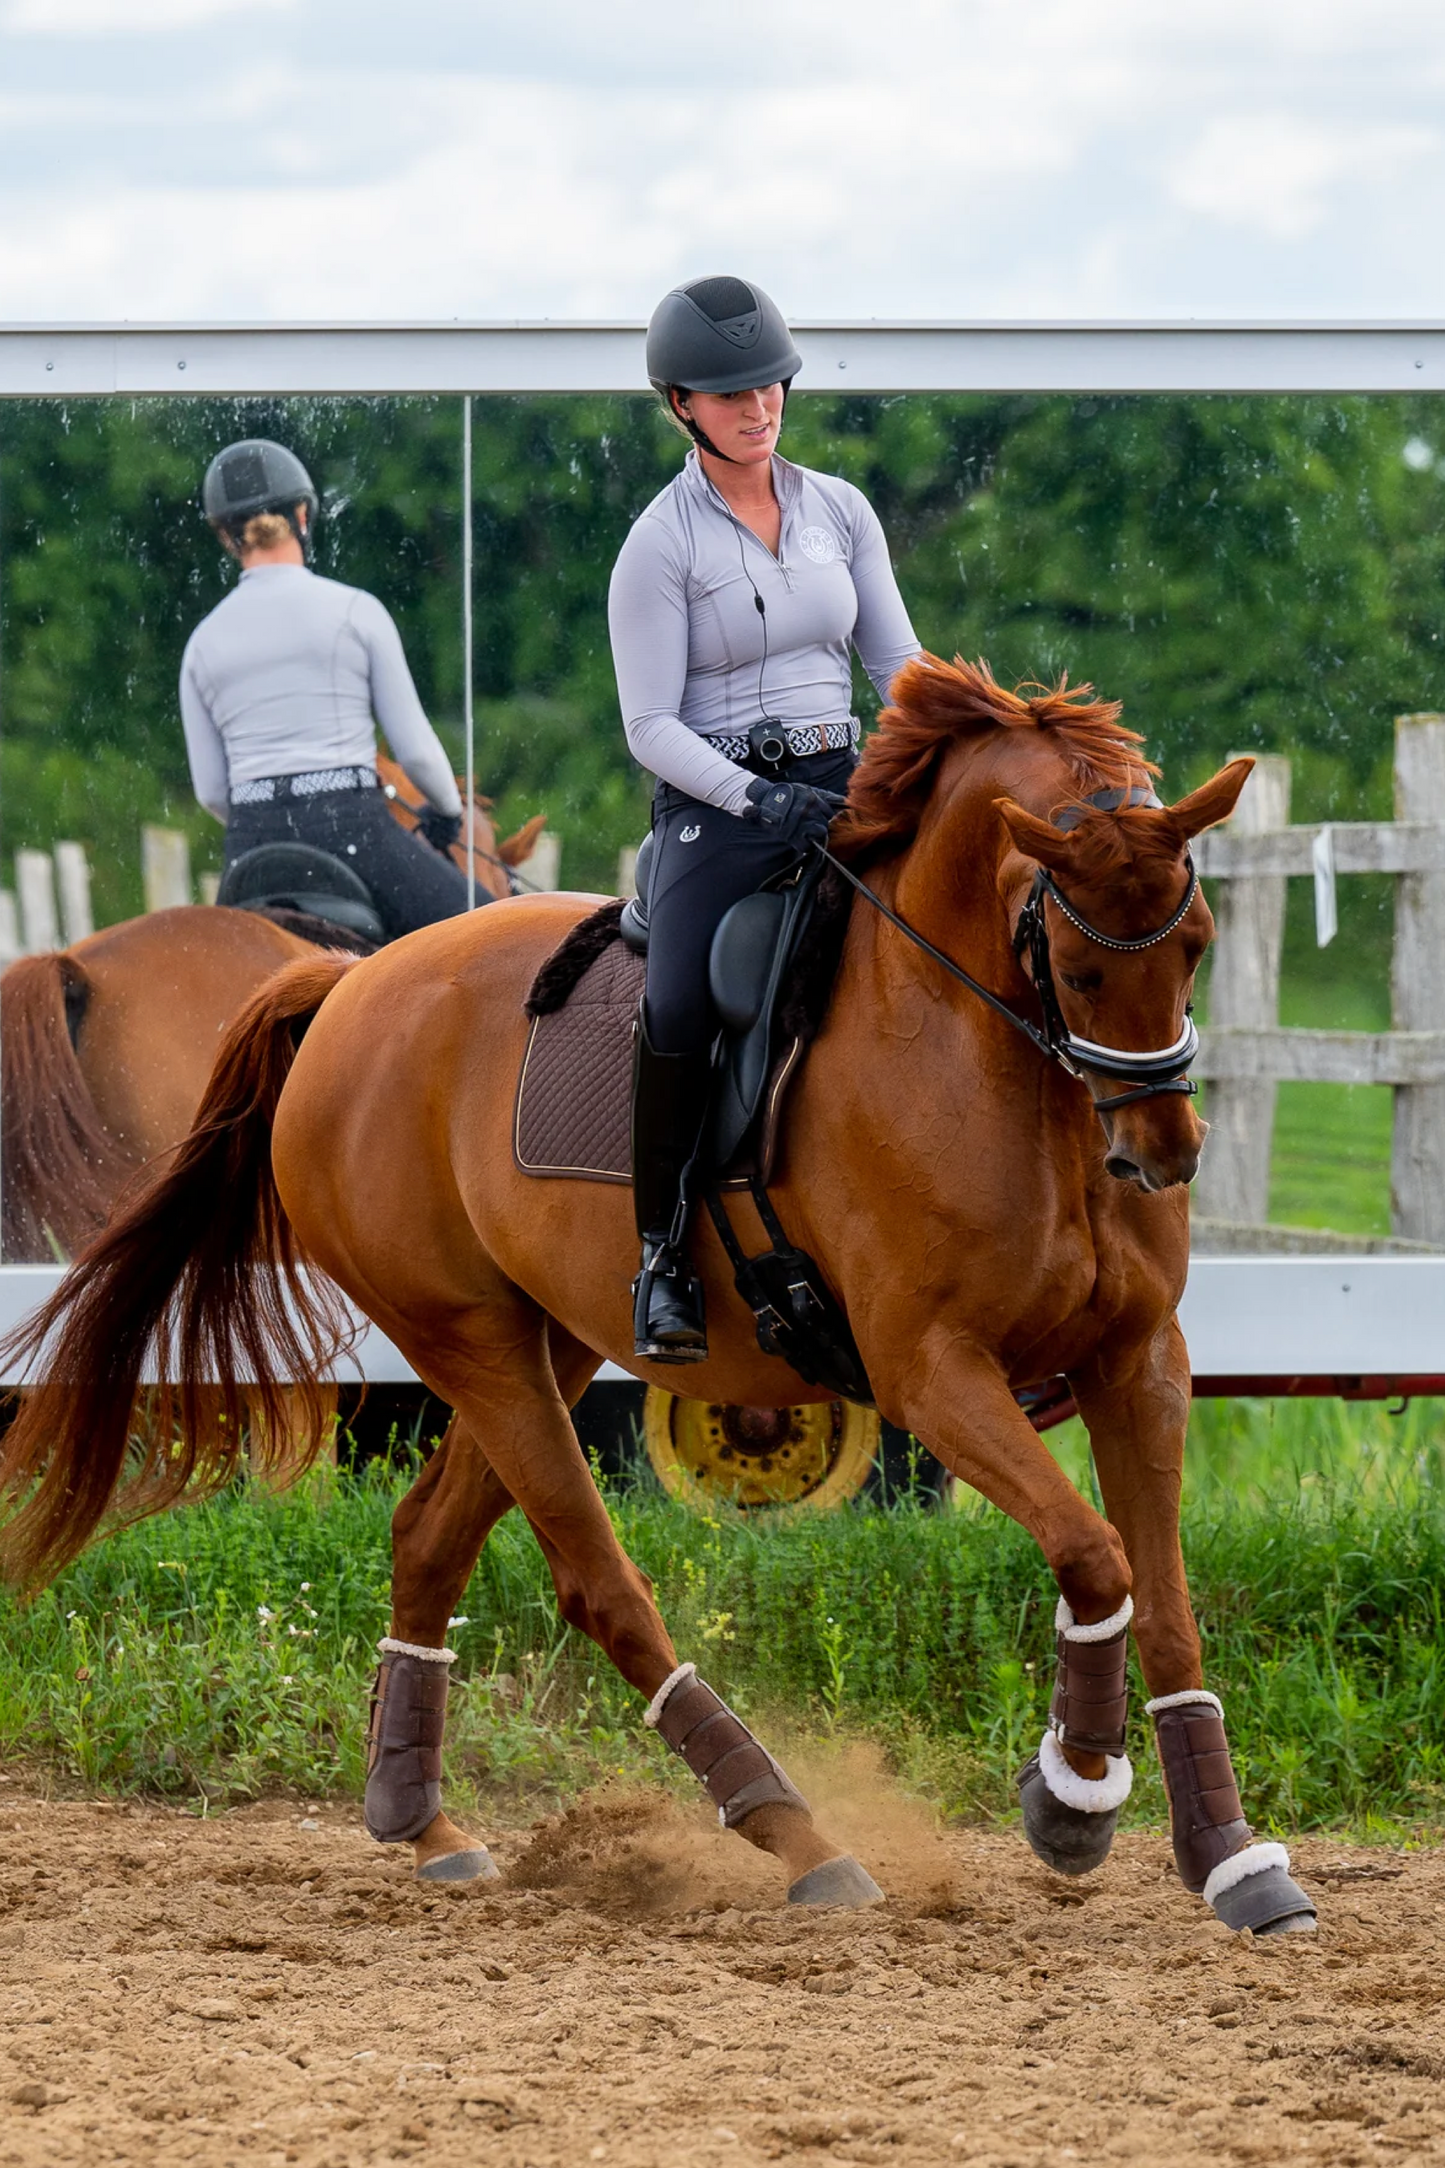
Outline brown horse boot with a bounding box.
[1018,1595,1134,1876]
[1148,1690,1315,1934]
[364,1639,499,1884]
[644,1662,883,1907]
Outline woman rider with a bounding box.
[610,275,921,1364]
[181,439,473,939]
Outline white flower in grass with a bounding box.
[300,1583,311,1593]
[257,1605,275,1623]
[448,1617,470,1629]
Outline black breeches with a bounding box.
[643,748,854,1057]
[224,788,473,941]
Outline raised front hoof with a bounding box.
[787,1855,884,1909]
[1208,1861,1317,1936]
[1018,1752,1119,1878]
[415,1846,501,1886]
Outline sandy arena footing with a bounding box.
[0,1778,1441,2167]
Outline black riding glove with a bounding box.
[742,776,847,851]
[416,806,463,856]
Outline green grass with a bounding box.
[4,1396,1445,1841]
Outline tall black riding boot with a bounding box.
[631,1016,711,1364]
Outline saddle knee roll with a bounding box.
[1049,1595,1132,1756]
[364,1642,456,1844]
[646,1663,809,1827]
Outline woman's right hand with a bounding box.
[742,776,848,850]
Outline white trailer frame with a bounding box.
[2,317,1444,1390]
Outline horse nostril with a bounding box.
[1104,1151,1144,1186]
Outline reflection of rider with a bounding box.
[611,275,921,1364]
[181,439,474,940]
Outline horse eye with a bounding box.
[1060,970,1102,994]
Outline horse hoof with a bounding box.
[787,1855,884,1908]
[1207,1859,1316,1936]
[415,1846,501,1885]
[1018,1751,1120,1877]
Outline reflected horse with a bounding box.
[0,658,1318,1936]
[0,761,543,1259]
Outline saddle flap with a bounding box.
[709,892,787,1031]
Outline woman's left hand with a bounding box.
[416,807,463,855]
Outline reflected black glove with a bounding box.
[417,806,463,856]
[742,776,847,851]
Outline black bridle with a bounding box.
[816,785,1201,1125]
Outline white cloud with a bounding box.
[0,0,290,30]
[1169,113,1438,241]
[0,0,1443,318]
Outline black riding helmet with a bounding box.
[646,275,802,460]
[201,439,318,546]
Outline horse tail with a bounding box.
[0,950,361,1589]
[0,950,139,1262]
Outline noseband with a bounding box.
[818,784,1201,1127]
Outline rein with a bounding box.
[815,790,1201,1121]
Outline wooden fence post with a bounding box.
[1391,714,1445,1242]
[515,831,561,892]
[141,826,192,913]
[0,891,20,969]
[1193,753,1292,1224]
[14,849,59,953]
[53,842,93,943]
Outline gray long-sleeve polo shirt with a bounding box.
[608,449,921,817]
[179,564,462,824]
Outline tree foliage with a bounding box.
[2,390,1443,924]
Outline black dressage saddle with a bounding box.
[217,843,387,948]
[619,828,823,1172]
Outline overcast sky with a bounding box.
[0,0,1441,323]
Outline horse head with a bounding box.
[995,759,1252,1191]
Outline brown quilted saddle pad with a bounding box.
[514,928,643,1183]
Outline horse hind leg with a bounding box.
[395,1306,881,1907]
[364,1412,517,1883]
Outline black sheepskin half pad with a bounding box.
[524,899,627,1017]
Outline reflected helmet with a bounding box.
[645,275,802,396]
[202,439,318,530]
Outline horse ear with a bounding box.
[994,798,1075,872]
[1167,758,1255,840]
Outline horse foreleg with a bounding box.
[897,1340,1136,1876]
[1074,1321,1316,1935]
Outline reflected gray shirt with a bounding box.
[609,450,921,817]
[179,565,463,824]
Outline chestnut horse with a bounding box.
[0,658,1316,1933]
[0,762,544,1259]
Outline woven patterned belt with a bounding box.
[230,766,379,807]
[700,717,859,765]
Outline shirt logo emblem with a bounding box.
[798,525,838,565]
[679,823,702,843]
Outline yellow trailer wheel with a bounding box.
[642,1388,881,1512]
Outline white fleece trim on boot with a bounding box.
[1202,1841,1292,1906]
[376,1638,457,1664]
[1054,1593,1134,1643]
[643,1661,697,1729]
[1037,1727,1134,1813]
[1145,1689,1224,1719]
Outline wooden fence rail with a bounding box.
[1194,711,1445,1243]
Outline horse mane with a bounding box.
[834,654,1158,865]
